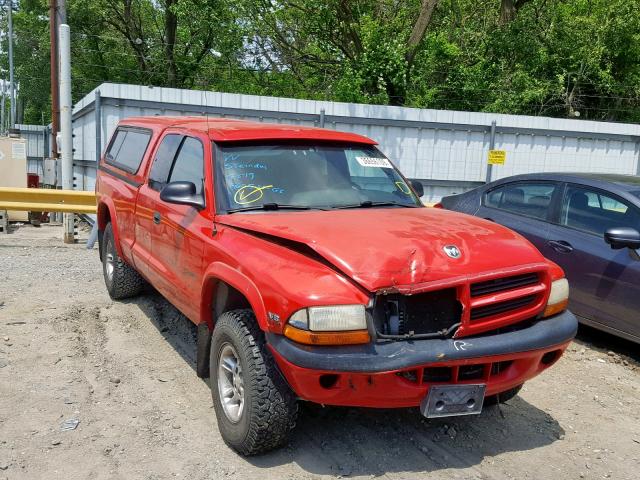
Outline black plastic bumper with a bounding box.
[266,310,578,373]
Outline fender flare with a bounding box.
[200,262,268,331]
[97,198,124,258]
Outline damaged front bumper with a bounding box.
[266,310,577,408]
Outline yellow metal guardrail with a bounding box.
[0,187,97,214]
[0,187,434,214]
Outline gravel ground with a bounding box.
[1,224,639,480]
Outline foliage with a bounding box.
[2,0,640,124]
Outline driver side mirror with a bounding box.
[160,181,205,210]
[604,227,640,250]
[410,180,424,198]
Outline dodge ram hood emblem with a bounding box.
[443,245,461,259]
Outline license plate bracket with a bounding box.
[420,384,486,418]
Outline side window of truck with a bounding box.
[148,134,183,191]
[167,137,205,195]
[105,127,152,174]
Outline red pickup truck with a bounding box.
[96,116,577,455]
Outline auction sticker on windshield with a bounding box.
[356,156,393,168]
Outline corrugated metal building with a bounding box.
[26,82,640,200]
[17,124,48,178]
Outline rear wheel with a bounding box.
[102,222,146,300]
[210,309,298,455]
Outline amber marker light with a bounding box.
[283,324,370,345]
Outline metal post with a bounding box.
[57,0,66,24]
[7,1,15,129]
[319,108,325,128]
[0,83,5,134]
[50,0,59,158]
[95,90,101,163]
[485,120,497,183]
[41,124,46,177]
[59,23,74,243]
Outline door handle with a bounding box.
[547,239,574,253]
[153,212,161,225]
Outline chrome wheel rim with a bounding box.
[105,241,115,282]
[217,343,244,423]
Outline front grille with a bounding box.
[470,295,536,321]
[374,271,545,340]
[470,273,539,297]
[375,288,462,338]
[397,359,517,385]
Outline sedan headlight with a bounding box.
[543,278,569,318]
[284,305,370,345]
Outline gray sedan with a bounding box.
[440,173,640,343]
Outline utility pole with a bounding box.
[7,0,15,129]
[59,23,73,243]
[49,0,59,158]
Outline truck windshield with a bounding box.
[214,143,421,212]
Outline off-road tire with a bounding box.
[102,222,146,300]
[210,309,298,455]
[485,384,523,406]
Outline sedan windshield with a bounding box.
[214,143,421,212]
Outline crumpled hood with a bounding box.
[217,207,547,292]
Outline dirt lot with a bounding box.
[1,224,639,480]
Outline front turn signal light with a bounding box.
[283,324,370,346]
[543,278,569,318]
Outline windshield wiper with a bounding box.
[226,203,324,214]
[332,200,420,210]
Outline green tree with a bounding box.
[3,0,640,124]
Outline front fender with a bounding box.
[200,262,268,331]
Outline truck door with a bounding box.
[132,133,183,279]
[150,135,209,321]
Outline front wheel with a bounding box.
[210,309,298,455]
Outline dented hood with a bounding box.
[217,208,547,292]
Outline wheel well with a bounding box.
[197,280,253,379]
[97,203,111,261]
[97,202,111,230]
[214,281,252,322]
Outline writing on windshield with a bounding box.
[215,143,419,212]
